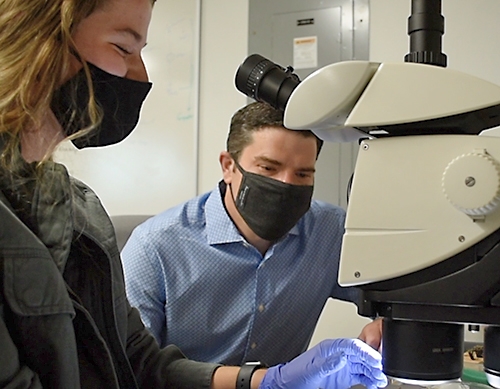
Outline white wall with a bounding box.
[197,1,249,194]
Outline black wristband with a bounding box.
[236,362,267,389]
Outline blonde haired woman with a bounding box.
[0,0,388,388]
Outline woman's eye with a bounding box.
[115,44,131,55]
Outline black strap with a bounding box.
[236,362,266,389]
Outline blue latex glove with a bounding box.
[259,338,388,389]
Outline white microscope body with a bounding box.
[284,60,500,387]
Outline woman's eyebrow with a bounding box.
[117,27,148,47]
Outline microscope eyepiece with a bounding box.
[234,54,300,111]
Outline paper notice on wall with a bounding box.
[293,36,318,70]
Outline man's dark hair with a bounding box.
[227,102,323,162]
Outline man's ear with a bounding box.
[219,151,235,184]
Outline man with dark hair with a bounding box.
[122,101,379,367]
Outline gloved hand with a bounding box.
[258,338,388,389]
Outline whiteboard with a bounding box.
[54,0,200,216]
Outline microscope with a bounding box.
[235,0,500,387]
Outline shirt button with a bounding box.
[251,342,257,349]
[258,304,265,312]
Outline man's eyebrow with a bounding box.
[298,166,316,173]
[255,156,316,172]
[255,156,282,165]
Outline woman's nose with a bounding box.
[126,56,149,82]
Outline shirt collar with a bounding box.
[205,181,246,245]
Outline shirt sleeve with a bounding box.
[122,226,167,347]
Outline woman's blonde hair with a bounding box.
[0,0,155,169]
[0,0,106,169]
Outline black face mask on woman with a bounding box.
[230,160,314,241]
[51,62,152,149]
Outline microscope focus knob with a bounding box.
[442,150,500,217]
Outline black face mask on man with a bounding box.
[51,62,152,149]
[230,159,314,241]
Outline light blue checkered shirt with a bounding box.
[122,182,356,366]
